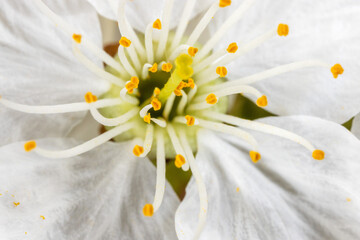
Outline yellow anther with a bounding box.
[119,36,131,47]
[249,151,261,163]
[347,198,352,202]
[149,63,158,73]
[175,154,186,168]
[84,92,97,103]
[185,115,195,126]
[227,42,238,53]
[162,63,173,72]
[277,24,289,37]
[216,66,227,77]
[133,145,144,157]
[130,76,139,85]
[188,47,198,57]
[153,87,161,96]
[174,89,182,96]
[219,0,231,7]
[256,95,268,107]
[153,19,162,30]
[40,215,45,220]
[206,93,218,105]
[143,203,154,217]
[24,141,36,152]
[144,113,151,124]
[151,98,162,111]
[187,78,195,89]
[331,64,344,79]
[13,202,20,207]
[125,83,136,94]
[236,187,240,192]
[72,33,82,44]
[312,149,325,160]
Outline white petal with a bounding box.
[351,113,360,139]
[87,0,213,32]
[0,0,109,145]
[209,0,360,123]
[0,139,179,239]
[176,116,360,239]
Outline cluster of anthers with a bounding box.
[0,0,344,237]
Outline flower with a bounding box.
[1,0,360,239]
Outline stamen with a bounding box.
[178,131,208,239]
[152,129,166,212]
[204,60,330,89]
[216,66,227,77]
[155,0,174,59]
[331,64,344,78]
[34,0,125,73]
[177,90,188,114]
[277,23,289,36]
[118,46,138,77]
[256,95,268,107]
[196,0,255,60]
[120,87,140,105]
[185,115,196,126]
[149,63,158,73]
[249,151,261,163]
[143,203,154,217]
[166,124,189,171]
[145,23,155,63]
[187,84,198,102]
[162,63,173,72]
[153,19,162,30]
[72,44,126,86]
[119,37,131,48]
[174,81,187,96]
[196,29,279,86]
[170,0,196,50]
[206,94,218,104]
[84,92,97,103]
[227,42,238,53]
[151,118,167,128]
[163,93,176,119]
[186,2,220,46]
[72,33,82,44]
[0,97,122,114]
[133,145,144,157]
[187,78,195,89]
[188,47,199,57]
[144,113,151,124]
[139,104,154,118]
[191,85,264,110]
[33,122,135,158]
[116,1,146,57]
[193,48,227,73]
[312,150,325,160]
[24,141,36,152]
[202,111,323,159]
[219,0,232,7]
[90,107,138,127]
[151,98,162,111]
[142,63,153,79]
[153,87,161,97]
[141,124,154,157]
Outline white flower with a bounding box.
[1,0,360,239]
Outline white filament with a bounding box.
[139,104,153,118]
[90,107,138,127]
[155,0,174,59]
[196,0,255,60]
[166,124,189,171]
[202,111,316,152]
[177,90,188,115]
[0,97,122,114]
[153,129,166,212]
[145,23,155,63]
[186,2,219,46]
[118,46,138,77]
[73,44,125,86]
[142,63,153,79]
[141,124,154,157]
[163,93,176,119]
[120,87,140,105]
[178,130,208,240]
[170,0,196,50]
[35,122,135,158]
